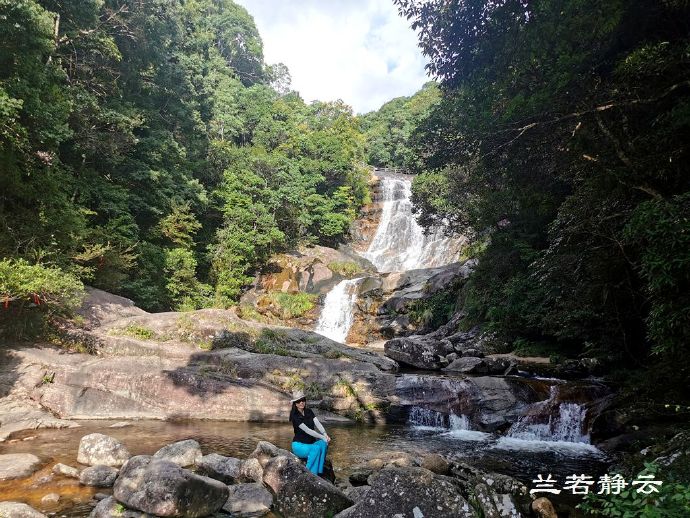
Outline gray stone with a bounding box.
[248,441,297,468]
[198,453,242,484]
[113,455,228,517]
[474,483,500,518]
[80,465,119,487]
[384,335,454,370]
[445,352,459,363]
[334,467,476,518]
[443,356,512,375]
[444,356,486,373]
[262,455,352,518]
[52,462,80,478]
[239,458,264,483]
[492,493,523,517]
[0,502,47,518]
[222,483,273,517]
[153,439,202,467]
[344,485,371,502]
[78,433,131,467]
[89,496,153,518]
[0,453,42,480]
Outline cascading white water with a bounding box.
[506,386,591,444]
[407,407,479,434]
[362,175,460,272]
[407,407,447,429]
[315,278,362,343]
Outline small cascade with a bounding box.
[406,407,487,440]
[362,175,460,272]
[407,407,447,429]
[315,278,362,343]
[449,413,471,431]
[505,386,591,444]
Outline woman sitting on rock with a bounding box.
[289,389,330,475]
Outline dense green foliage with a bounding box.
[0,258,84,338]
[395,0,690,389]
[360,82,440,170]
[580,462,690,517]
[0,0,368,315]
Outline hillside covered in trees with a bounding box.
[2,0,689,392]
[1,0,369,325]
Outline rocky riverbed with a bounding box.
[1,427,575,518]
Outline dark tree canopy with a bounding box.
[395,0,690,389]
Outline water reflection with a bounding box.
[0,419,609,516]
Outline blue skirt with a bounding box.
[291,439,327,474]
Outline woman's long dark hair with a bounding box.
[289,399,306,423]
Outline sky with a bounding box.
[234,0,430,114]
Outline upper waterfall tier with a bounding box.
[361,174,463,273]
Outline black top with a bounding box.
[290,407,317,444]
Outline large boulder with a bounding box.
[0,502,47,518]
[79,465,119,487]
[384,335,454,370]
[113,455,228,517]
[0,453,42,480]
[222,483,273,518]
[89,496,153,518]
[334,467,476,518]
[198,453,242,484]
[262,455,352,518]
[443,356,514,375]
[153,439,202,468]
[77,433,131,467]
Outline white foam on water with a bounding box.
[492,437,603,455]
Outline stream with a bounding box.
[0,416,607,517]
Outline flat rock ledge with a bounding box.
[0,453,42,481]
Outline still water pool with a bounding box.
[0,419,608,516]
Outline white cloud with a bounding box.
[234,0,430,114]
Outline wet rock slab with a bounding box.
[0,453,42,480]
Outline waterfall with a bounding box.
[505,386,591,444]
[407,407,447,429]
[407,407,482,436]
[362,175,459,272]
[315,278,362,343]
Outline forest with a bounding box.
[1,0,690,515]
[2,0,689,390]
[1,0,369,324]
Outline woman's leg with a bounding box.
[292,440,328,475]
[312,439,327,474]
[292,441,310,461]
